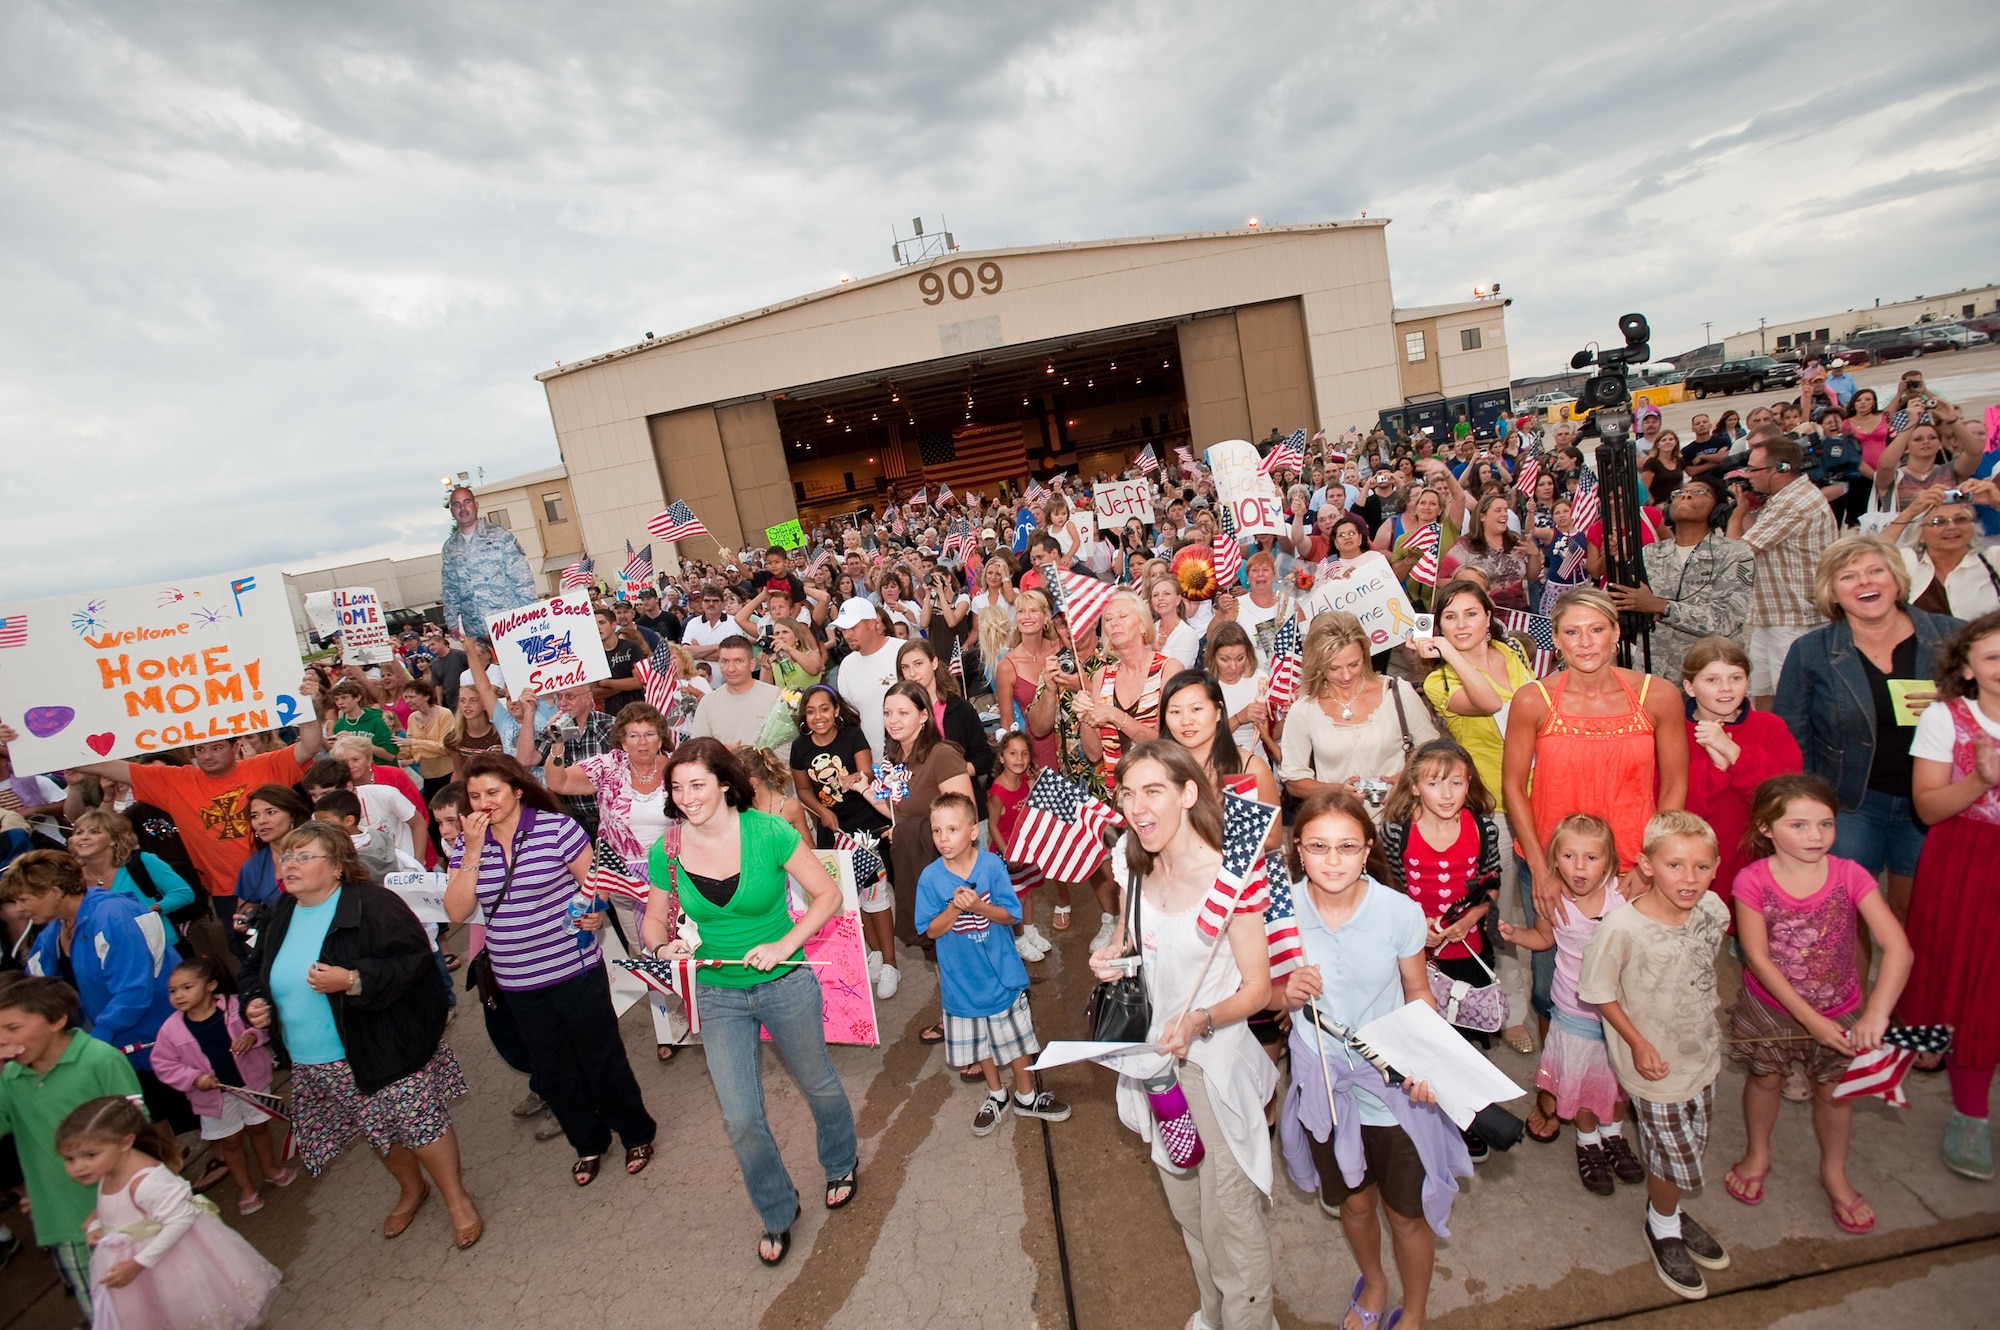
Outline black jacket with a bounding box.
[940,694,995,808]
[240,880,448,1095]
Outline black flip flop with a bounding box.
[918,1023,945,1045]
[825,1171,857,1211]
[759,1196,802,1267]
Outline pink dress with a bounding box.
[1535,883,1627,1122]
[89,1165,280,1330]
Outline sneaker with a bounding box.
[876,964,900,1000]
[972,1096,1008,1136]
[1647,1225,1707,1301]
[238,1192,265,1217]
[1461,1126,1489,1163]
[534,1117,567,1142]
[511,1091,548,1119]
[1575,1143,1615,1196]
[1089,912,1119,951]
[866,950,883,981]
[1013,1090,1072,1122]
[1943,1112,1995,1181]
[1023,925,1051,951]
[1602,1133,1646,1185]
[1679,1211,1730,1270]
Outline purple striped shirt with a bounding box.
[449,807,594,992]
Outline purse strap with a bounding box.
[1389,679,1415,756]
[1122,863,1143,959]
[487,812,527,915]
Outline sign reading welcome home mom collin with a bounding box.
[0,565,312,777]
[485,594,610,697]
[1205,439,1285,537]
[301,587,391,664]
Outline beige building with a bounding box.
[1719,283,2000,360]
[535,221,1511,565]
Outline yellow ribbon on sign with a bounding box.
[1384,597,1419,639]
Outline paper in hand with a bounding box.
[1354,1001,1528,1129]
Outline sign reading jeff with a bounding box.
[1205,439,1285,537]
[486,594,610,697]
[0,566,312,776]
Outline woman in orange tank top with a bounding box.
[1502,588,1689,917]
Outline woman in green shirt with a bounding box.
[327,680,399,763]
[640,738,858,1268]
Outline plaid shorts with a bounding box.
[1631,1083,1716,1191]
[944,990,1040,1069]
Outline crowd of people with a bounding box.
[2,359,1997,1329]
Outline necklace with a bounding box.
[1326,680,1369,722]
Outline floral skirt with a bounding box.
[290,1044,467,1175]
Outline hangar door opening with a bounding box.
[774,322,1190,527]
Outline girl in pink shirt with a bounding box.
[1724,775,1913,1235]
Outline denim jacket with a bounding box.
[1773,609,1962,812]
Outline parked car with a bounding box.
[1921,323,1989,351]
[1517,391,1577,412]
[1841,326,1923,362]
[1685,357,1800,399]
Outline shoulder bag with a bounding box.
[1084,866,1152,1043]
[464,836,522,1010]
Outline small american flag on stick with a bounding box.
[1568,467,1601,534]
[634,653,680,717]
[623,541,653,585]
[560,557,595,591]
[1259,429,1306,478]
[1264,871,1305,980]
[1024,478,1048,504]
[1043,566,1117,640]
[1135,443,1160,475]
[611,957,703,1034]
[585,841,653,906]
[1408,522,1442,588]
[1194,790,1278,942]
[1833,1024,1951,1109]
[648,501,708,544]
[909,486,927,508]
[1498,609,1559,678]
[935,481,954,504]
[1212,534,1243,587]
[1265,614,1304,720]
[1006,770,1121,883]
[1176,445,1196,473]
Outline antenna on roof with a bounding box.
[891,216,957,266]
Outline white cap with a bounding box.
[830,597,878,630]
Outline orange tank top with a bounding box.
[1528,671,1658,871]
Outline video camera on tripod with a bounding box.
[1570,314,1654,670]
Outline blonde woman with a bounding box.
[995,589,1067,774]
[68,808,198,947]
[1078,591,1172,794]
[1148,577,1200,670]
[1278,611,1440,814]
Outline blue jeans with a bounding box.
[1515,853,1555,1021]
[1832,788,1928,879]
[700,965,858,1233]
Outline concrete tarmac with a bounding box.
[4,914,1994,1329]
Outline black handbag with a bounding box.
[1084,868,1152,1043]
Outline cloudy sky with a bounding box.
[4,1,1996,596]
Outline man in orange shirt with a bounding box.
[4,674,326,924]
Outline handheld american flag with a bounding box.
[586,840,653,906]
[1176,445,1196,473]
[1833,1024,1952,1109]
[1264,871,1305,981]
[949,636,964,684]
[560,557,595,591]
[1259,428,1307,478]
[909,486,927,508]
[1135,443,1160,475]
[935,481,954,504]
[1194,790,1279,941]
[1212,534,1243,588]
[1265,613,1304,719]
[611,957,703,1033]
[220,1085,298,1161]
[833,829,886,888]
[1024,478,1048,504]
[634,653,680,717]
[1408,522,1443,588]
[1514,445,1541,498]
[1498,609,1559,677]
[649,500,708,544]
[1568,467,1601,534]
[1007,770,1121,883]
[1043,566,1118,640]
[623,541,653,585]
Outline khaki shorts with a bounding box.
[1749,625,1809,697]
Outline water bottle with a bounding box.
[1145,1066,1205,1169]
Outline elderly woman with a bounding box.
[1884,483,2000,620]
[1079,591,1175,794]
[539,701,684,1062]
[66,808,197,951]
[328,732,430,864]
[1774,535,1963,917]
[640,739,858,1267]
[1279,611,1440,814]
[1503,588,1689,918]
[238,822,482,1247]
[1087,743,1276,1330]
[444,754,656,1187]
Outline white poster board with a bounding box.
[1295,552,1424,649]
[303,587,391,664]
[0,565,312,776]
[1205,439,1285,537]
[484,593,610,696]
[385,871,481,926]
[1092,479,1154,529]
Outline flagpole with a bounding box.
[1308,997,1339,1128]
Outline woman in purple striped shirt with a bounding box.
[444,755,656,1187]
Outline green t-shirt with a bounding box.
[0,1032,145,1245]
[332,708,398,757]
[649,808,806,988]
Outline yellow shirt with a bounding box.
[1420,642,1535,811]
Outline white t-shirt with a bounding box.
[1219,673,1264,757]
[356,784,419,861]
[457,664,505,692]
[969,590,1014,626]
[1161,620,1200,671]
[626,786,671,855]
[838,639,903,758]
[682,616,737,649]
[1235,596,1282,667]
[1911,699,2000,762]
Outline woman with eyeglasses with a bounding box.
[238,822,482,1247]
[1883,484,2000,621]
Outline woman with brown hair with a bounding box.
[1439,493,1542,613]
[443,754,655,1187]
[238,821,482,1247]
[1503,589,1689,926]
[897,638,994,808]
[856,681,976,952]
[1279,611,1440,811]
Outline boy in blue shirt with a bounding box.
[917,794,1070,1136]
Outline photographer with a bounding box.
[1875,402,1978,516]
[1883,484,2000,620]
[918,564,971,664]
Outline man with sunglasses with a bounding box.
[1728,430,1840,707]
